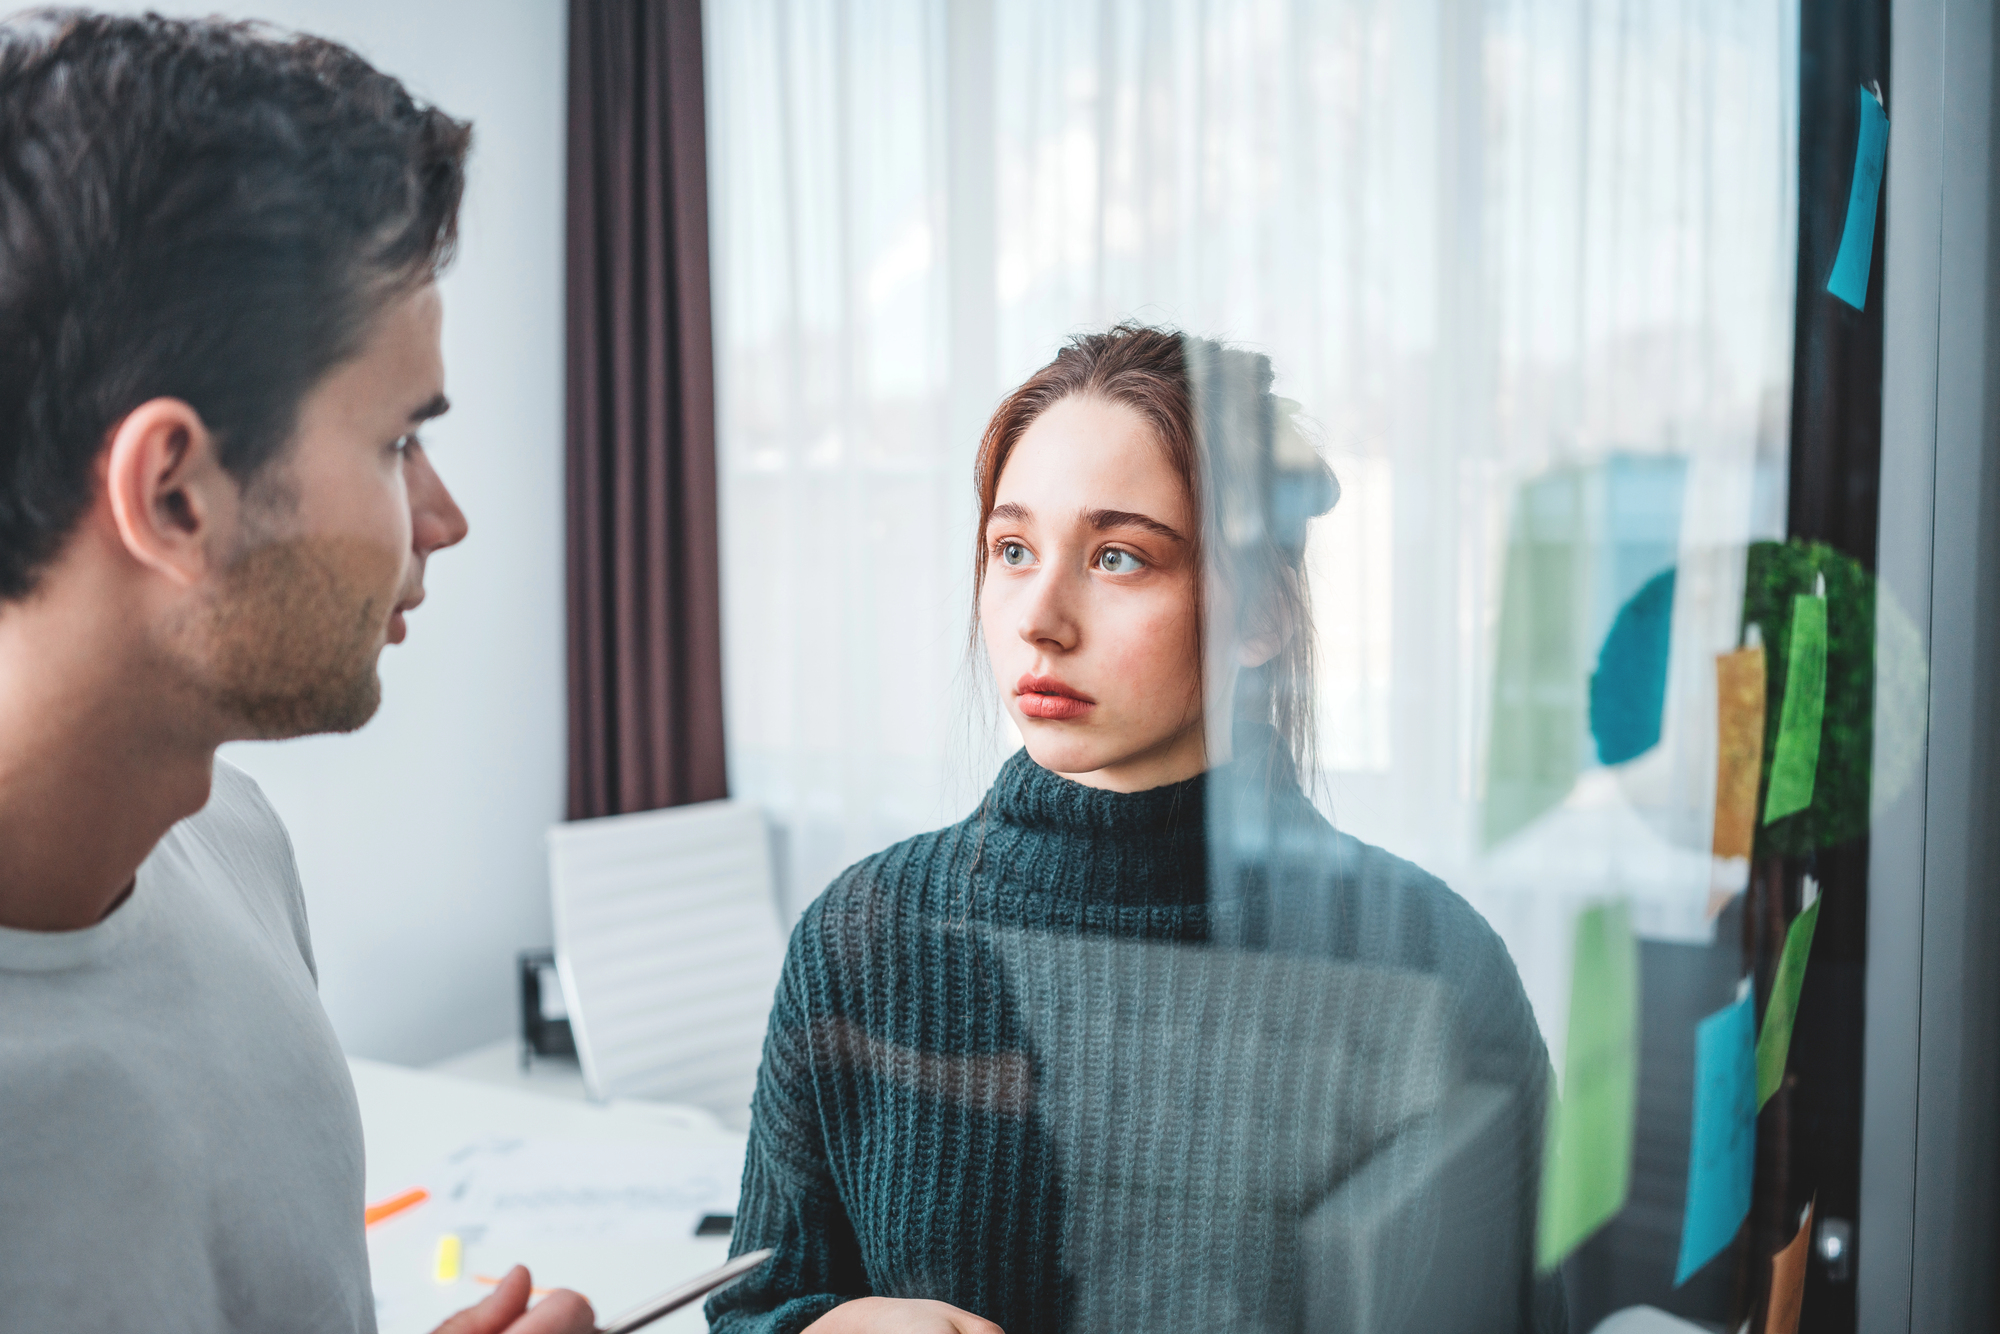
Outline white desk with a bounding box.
[351,1057,744,1334]
[426,1036,593,1102]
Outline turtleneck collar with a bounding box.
[984,747,1208,840]
[968,728,1314,912]
[970,749,1208,909]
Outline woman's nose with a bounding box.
[1017,566,1080,652]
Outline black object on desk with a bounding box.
[518,948,577,1063]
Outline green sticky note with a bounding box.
[1485,471,1588,848]
[1537,901,1639,1270]
[1756,897,1822,1109]
[1763,594,1828,824]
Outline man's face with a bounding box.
[191,282,467,738]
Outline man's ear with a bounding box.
[101,398,241,587]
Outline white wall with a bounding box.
[114,0,571,1064]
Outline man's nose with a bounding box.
[405,442,469,554]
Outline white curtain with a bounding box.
[703,0,1798,1023]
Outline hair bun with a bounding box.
[1263,399,1338,549]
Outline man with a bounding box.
[0,11,592,1333]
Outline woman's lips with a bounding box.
[1016,674,1095,721]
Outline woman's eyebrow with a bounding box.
[1085,508,1186,542]
[989,501,1033,526]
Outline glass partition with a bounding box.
[705,1,1900,1329]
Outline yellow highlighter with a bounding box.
[433,1234,462,1284]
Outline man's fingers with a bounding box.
[949,1317,1005,1334]
[502,1287,595,1334]
[430,1266,531,1334]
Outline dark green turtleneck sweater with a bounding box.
[710,746,1562,1334]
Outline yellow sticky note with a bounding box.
[1709,644,1768,918]
[1713,645,1767,861]
[433,1233,462,1284]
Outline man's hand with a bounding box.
[430,1266,595,1334]
[801,1296,1004,1334]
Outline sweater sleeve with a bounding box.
[706,929,869,1334]
[1447,897,1570,1334]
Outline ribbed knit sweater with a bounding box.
[710,743,1562,1334]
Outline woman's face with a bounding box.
[980,394,1205,792]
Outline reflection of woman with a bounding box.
[712,327,1561,1334]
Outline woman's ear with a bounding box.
[1234,583,1301,668]
[101,397,240,587]
[1237,632,1282,668]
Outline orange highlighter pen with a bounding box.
[363,1186,430,1228]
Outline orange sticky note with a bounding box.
[1766,1198,1815,1334]
[1709,645,1767,917]
[364,1186,430,1228]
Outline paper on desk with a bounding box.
[426,1137,741,1254]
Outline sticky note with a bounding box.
[1827,87,1889,309]
[433,1233,462,1284]
[1591,568,1676,765]
[1486,469,1588,848]
[1757,897,1822,1108]
[1537,901,1639,1270]
[1763,594,1827,824]
[1676,988,1757,1285]
[1709,644,1768,916]
[1766,1199,1816,1334]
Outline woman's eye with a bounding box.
[999,541,1031,567]
[1097,548,1145,574]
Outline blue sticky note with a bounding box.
[1675,989,1757,1285]
[1827,87,1889,309]
[1590,567,1676,765]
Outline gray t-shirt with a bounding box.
[0,759,374,1333]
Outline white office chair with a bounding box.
[548,800,786,1128]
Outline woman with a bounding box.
[711,327,1561,1334]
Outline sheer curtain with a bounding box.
[702,0,1798,974]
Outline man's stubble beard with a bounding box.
[195,535,403,739]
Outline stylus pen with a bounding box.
[595,1249,775,1334]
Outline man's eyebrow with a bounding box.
[1085,508,1186,542]
[408,393,450,425]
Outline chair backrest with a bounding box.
[549,799,785,1125]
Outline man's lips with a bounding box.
[1016,674,1095,721]
[387,590,423,645]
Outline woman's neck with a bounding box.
[1047,717,1212,793]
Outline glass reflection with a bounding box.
[713,329,1559,1334]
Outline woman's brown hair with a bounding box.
[972,324,1339,787]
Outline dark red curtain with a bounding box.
[565,0,726,819]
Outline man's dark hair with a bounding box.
[0,9,470,599]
